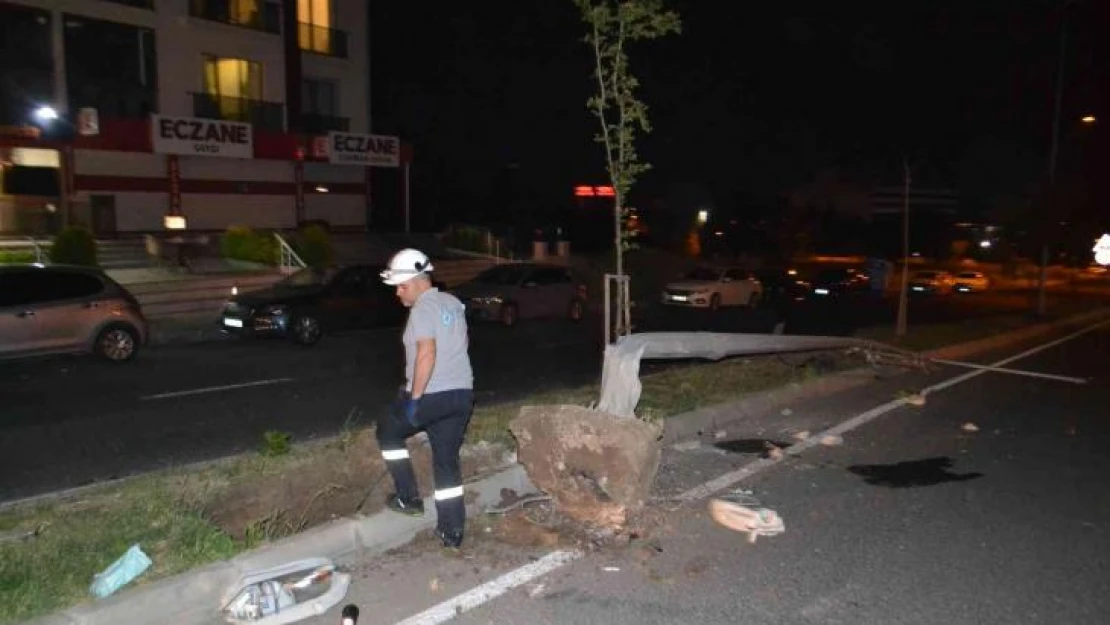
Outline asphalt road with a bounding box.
[0,288,1102,502]
[312,313,1110,625]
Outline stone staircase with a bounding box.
[97,238,150,269]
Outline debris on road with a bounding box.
[763,443,785,461]
[222,558,350,624]
[780,408,794,416]
[819,435,844,447]
[602,566,621,572]
[672,440,702,452]
[714,430,728,440]
[905,393,927,407]
[707,500,786,543]
[429,577,440,593]
[90,544,152,599]
[792,430,810,441]
[527,583,546,598]
[962,422,980,433]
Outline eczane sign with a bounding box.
[151,114,253,159]
[327,132,400,167]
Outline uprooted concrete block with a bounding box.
[509,405,663,528]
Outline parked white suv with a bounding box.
[662,266,763,310]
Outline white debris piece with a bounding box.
[707,500,786,543]
[961,422,980,433]
[714,430,728,440]
[781,408,794,416]
[792,430,811,441]
[672,440,702,452]
[819,435,843,446]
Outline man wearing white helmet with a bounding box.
[378,248,474,550]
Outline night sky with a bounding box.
[369,1,1106,230]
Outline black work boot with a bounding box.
[386,493,425,517]
[436,527,464,551]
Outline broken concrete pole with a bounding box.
[510,404,664,528]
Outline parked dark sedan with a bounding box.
[220,265,407,345]
[808,267,873,299]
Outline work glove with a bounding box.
[403,397,421,427]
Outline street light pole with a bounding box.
[896,158,911,337]
[1039,0,1071,316]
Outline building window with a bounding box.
[302,79,337,116]
[202,55,262,119]
[64,15,157,120]
[189,0,280,34]
[298,0,332,54]
[0,3,53,127]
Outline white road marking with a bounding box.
[675,316,1110,502]
[140,377,295,400]
[931,358,1088,384]
[393,550,582,625]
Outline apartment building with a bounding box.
[0,0,396,235]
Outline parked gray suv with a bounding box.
[0,265,147,362]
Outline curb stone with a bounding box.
[26,465,536,625]
[23,307,1109,624]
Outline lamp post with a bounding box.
[895,158,911,337]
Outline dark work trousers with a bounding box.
[376,388,474,534]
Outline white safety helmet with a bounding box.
[380,248,435,285]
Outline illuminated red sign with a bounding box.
[574,185,616,197]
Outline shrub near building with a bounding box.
[49,227,97,266]
[220,226,277,265]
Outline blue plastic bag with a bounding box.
[90,544,152,599]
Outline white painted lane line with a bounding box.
[140,377,295,401]
[931,359,1088,384]
[393,550,582,625]
[675,316,1110,502]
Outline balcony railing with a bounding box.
[189,0,280,35]
[298,22,348,58]
[301,112,349,133]
[191,92,284,132]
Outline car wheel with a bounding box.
[291,314,323,346]
[95,324,139,362]
[499,303,519,327]
[568,298,585,322]
[709,293,721,311]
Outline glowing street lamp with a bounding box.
[696,209,709,224]
[33,105,59,122]
[1081,115,1096,124]
[1094,234,1110,266]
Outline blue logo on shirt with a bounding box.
[442,311,455,326]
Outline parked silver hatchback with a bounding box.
[0,264,148,362]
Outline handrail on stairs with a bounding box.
[25,236,45,263]
[274,233,306,275]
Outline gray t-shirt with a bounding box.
[403,288,473,393]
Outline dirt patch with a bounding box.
[205,430,510,541]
